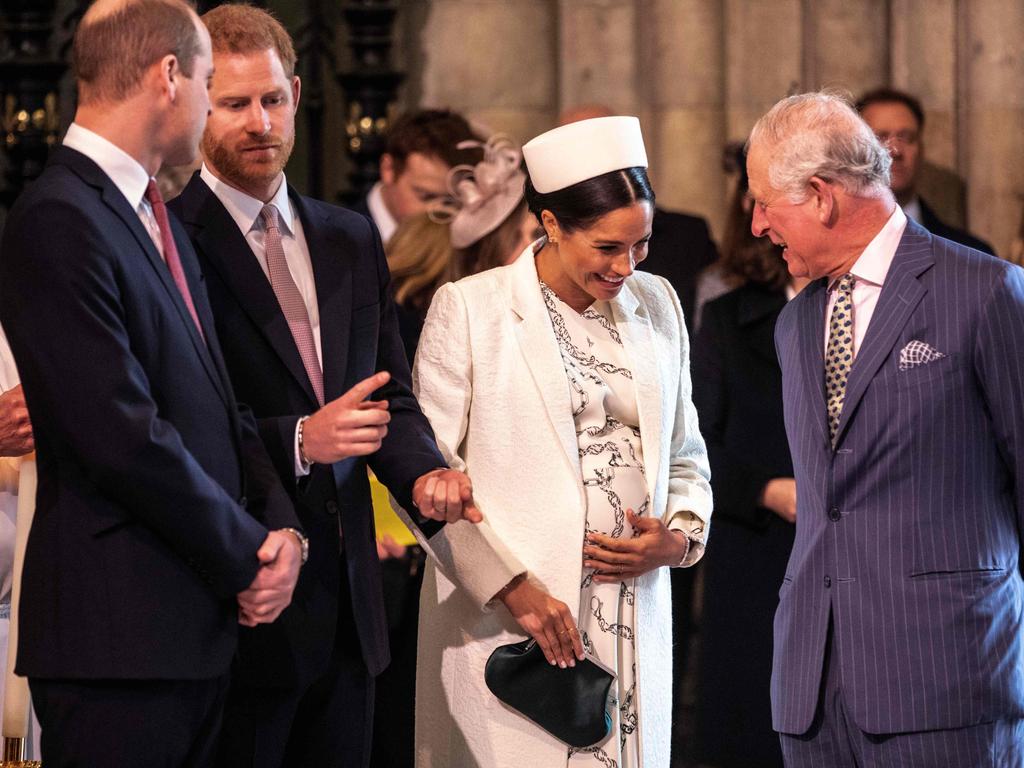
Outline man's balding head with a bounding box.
[74,0,202,105]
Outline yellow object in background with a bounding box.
[370,470,417,547]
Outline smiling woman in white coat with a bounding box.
[411,116,713,768]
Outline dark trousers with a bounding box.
[218,566,375,768]
[781,621,1024,767]
[30,675,229,768]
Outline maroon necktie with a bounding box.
[144,180,205,341]
[260,204,325,406]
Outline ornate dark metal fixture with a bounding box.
[296,0,338,200]
[336,1,404,203]
[0,0,66,209]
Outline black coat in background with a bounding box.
[691,283,796,768]
[638,206,719,334]
[919,198,995,255]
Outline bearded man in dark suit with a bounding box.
[169,6,480,767]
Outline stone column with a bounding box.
[959,0,1024,255]
[557,0,640,114]
[418,0,558,145]
[890,0,958,166]
[643,0,727,234]
[724,0,803,141]
[801,0,890,94]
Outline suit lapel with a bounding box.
[507,253,581,480]
[795,278,830,451]
[76,156,230,408]
[833,222,934,445]
[292,193,352,402]
[609,283,663,494]
[185,178,320,409]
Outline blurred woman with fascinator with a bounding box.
[412,117,713,767]
[386,135,540,364]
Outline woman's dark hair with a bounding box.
[717,142,788,292]
[524,166,654,234]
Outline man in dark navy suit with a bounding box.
[170,6,480,767]
[749,92,1024,767]
[0,1,305,766]
[856,87,995,255]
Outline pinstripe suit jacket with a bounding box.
[772,218,1024,735]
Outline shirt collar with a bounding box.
[366,181,397,243]
[199,164,294,237]
[63,123,151,210]
[830,205,907,290]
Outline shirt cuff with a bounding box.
[293,420,311,477]
[667,510,706,567]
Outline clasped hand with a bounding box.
[412,468,483,524]
[237,529,302,627]
[0,384,33,457]
[583,510,688,583]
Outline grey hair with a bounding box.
[748,91,892,202]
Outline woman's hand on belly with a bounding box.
[584,509,689,582]
[496,575,585,669]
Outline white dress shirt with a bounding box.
[824,206,907,357]
[62,123,164,257]
[199,166,320,476]
[366,181,397,244]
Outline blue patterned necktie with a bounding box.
[825,273,855,445]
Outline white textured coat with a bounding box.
[410,249,713,767]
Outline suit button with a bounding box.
[828,506,841,522]
[238,496,248,510]
[824,575,832,588]
[325,500,339,515]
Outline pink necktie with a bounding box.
[260,204,324,406]
[145,180,205,341]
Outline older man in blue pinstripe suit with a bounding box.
[747,92,1024,766]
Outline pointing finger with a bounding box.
[339,371,391,405]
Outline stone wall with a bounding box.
[395,0,1023,256]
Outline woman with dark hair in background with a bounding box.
[412,117,712,767]
[691,144,808,768]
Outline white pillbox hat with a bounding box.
[522,116,648,194]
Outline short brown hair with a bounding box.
[385,110,482,175]
[201,4,297,79]
[74,0,201,104]
[856,87,925,130]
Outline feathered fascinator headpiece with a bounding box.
[432,135,526,249]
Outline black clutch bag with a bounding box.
[484,638,616,748]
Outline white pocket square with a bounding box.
[899,340,946,371]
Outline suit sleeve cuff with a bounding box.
[668,510,706,567]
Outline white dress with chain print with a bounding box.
[541,282,645,768]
